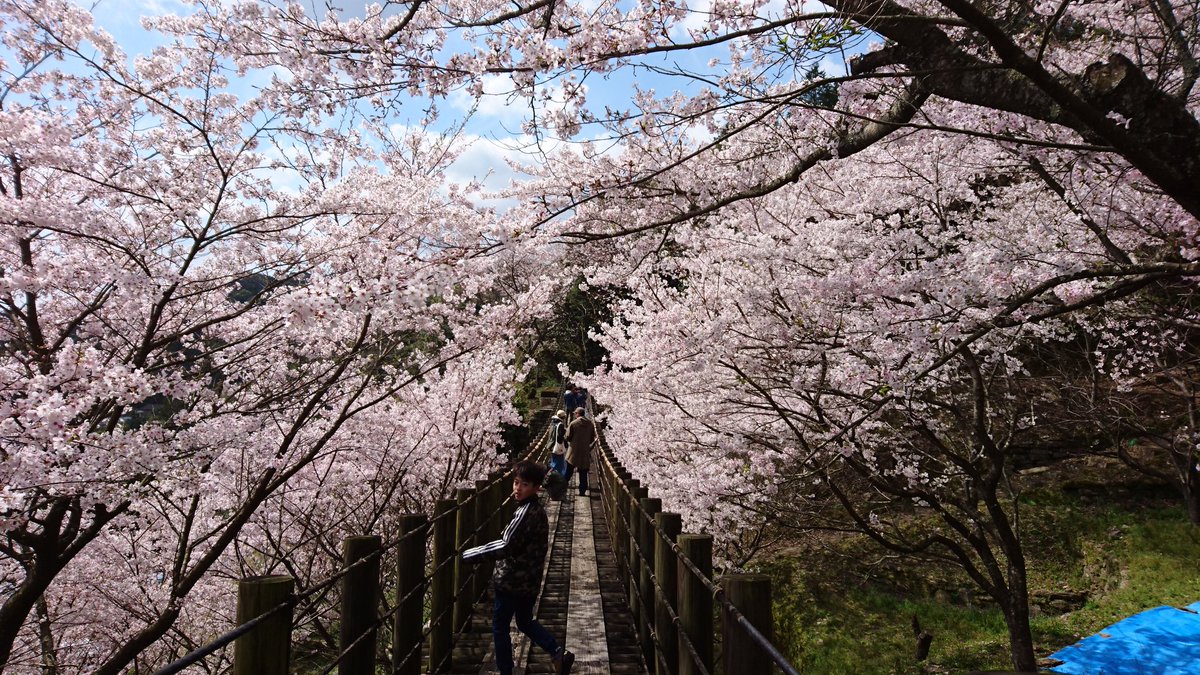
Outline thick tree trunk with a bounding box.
[0,562,64,668]
[836,0,1200,221]
[1002,576,1038,673]
[0,500,122,667]
[36,598,59,675]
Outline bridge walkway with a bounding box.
[450,484,647,675]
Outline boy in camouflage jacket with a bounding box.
[463,460,575,675]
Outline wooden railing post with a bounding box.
[720,574,773,675]
[638,497,662,669]
[493,470,510,558]
[339,535,382,675]
[676,534,713,675]
[486,470,504,541]
[654,512,682,675]
[453,487,476,632]
[233,575,294,675]
[609,468,629,572]
[622,480,639,583]
[473,478,491,599]
[503,467,517,524]
[610,467,626,564]
[429,498,457,674]
[392,515,427,675]
[625,483,645,611]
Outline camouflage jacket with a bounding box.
[461,495,548,596]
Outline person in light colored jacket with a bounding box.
[564,407,597,496]
[549,410,568,477]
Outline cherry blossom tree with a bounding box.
[1036,289,1200,524]
[564,122,1195,670]
[3,0,1199,671]
[0,1,561,671]
[461,0,1196,670]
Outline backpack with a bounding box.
[543,468,567,501]
[548,419,566,453]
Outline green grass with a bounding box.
[762,485,1200,673]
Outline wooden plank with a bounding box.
[567,493,611,675]
[590,491,649,675]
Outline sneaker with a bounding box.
[553,649,575,675]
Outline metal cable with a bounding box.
[312,564,430,675]
[311,416,560,674]
[619,504,710,672]
[391,630,424,673]
[153,419,554,675]
[598,430,801,675]
[620,536,677,675]
[152,596,294,675]
[314,550,484,675]
[598,459,713,675]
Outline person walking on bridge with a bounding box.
[563,385,581,416]
[549,409,568,477]
[564,407,596,496]
[463,460,575,675]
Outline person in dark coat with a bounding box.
[563,386,580,415]
[463,461,575,675]
[564,407,597,496]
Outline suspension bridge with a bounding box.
[153,397,796,675]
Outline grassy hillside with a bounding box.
[763,460,1200,673]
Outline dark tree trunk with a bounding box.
[36,598,59,675]
[0,500,122,667]
[0,561,65,667]
[1002,574,1038,672]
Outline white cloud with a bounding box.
[679,0,714,39]
[684,121,716,147]
[442,131,600,210]
[449,74,529,129]
[819,54,848,78]
[445,136,525,189]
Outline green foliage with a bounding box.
[764,481,1200,673]
[798,64,839,109]
[514,277,615,418]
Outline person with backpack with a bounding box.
[548,410,568,477]
[563,386,580,415]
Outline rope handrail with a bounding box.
[597,423,802,675]
[313,545,485,675]
[621,546,679,675]
[604,466,713,675]
[152,412,557,675]
[152,595,295,675]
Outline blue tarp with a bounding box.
[1050,605,1200,674]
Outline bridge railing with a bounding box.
[153,413,555,675]
[595,426,801,675]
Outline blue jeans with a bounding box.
[564,463,589,495]
[492,590,559,675]
[549,453,568,477]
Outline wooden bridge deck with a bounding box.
[449,487,647,675]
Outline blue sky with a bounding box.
[69,0,861,205]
